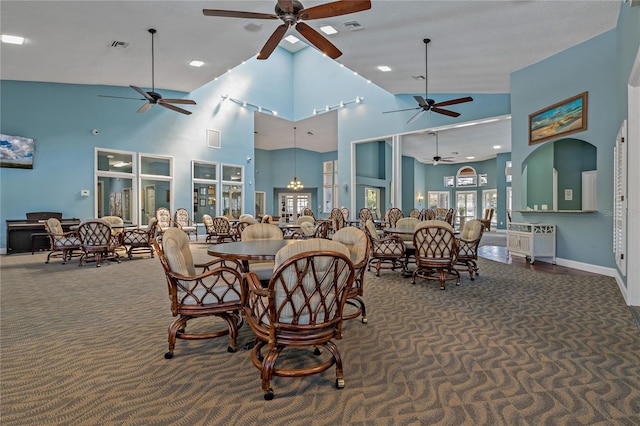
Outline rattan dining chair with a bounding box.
[243,238,355,400]
[154,228,245,358]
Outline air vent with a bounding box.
[343,21,364,31]
[110,40,129,48]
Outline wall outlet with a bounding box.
[80,189,90,197]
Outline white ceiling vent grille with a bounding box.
[343,21,364,31]
[109,40,129,48]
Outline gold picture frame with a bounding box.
[529,92,588,145]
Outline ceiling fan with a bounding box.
[203,0,371,60]
[98,29,196,115]
[427,132,454,165]
[383,39,473,124]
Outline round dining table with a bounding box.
[207,239,299,271]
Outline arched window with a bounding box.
[456,166,477,187]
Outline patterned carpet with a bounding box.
[1,242,639,425]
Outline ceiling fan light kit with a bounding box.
[383,38,473,123]
[203,0,371,61]
[98,29,196,115]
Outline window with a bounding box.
[456,191,477,227]
[323,160,336,213]
[140,154,173,225]
[279,193,310,223]
[428,191,450,209]
[192,161,217,223]
[365,187,380,214]
[483,189,498,227]
[456,167,477,187]
[221,164,244,218]
[95,148,135,223]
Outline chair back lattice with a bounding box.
[340,207,349,221]
[330,208,346,232]
[358,208,374,229]
[78,220,112,249]
[212,216,231,234]
[409,208,420,218]
[413,225,458,265]
[246,239,354,328]
[301,207,315,219]
[386,207,404,227]
[314,221,330,239]
[234,221,253,240]
[174,208,191,228]
[156,207,172,231]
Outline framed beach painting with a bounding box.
[529,92,588,145]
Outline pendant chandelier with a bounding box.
[287,126,304,191]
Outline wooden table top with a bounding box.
[207,239,299,261]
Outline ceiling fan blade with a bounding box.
[277,0,294,13]
[433,96,473,108]
[257,24,288,60]
[296,22,342,59]
[299,0,371,20]
[159,102,192,115]
[431,107,460,118]
[407,109,426,124]
[413,95,428,108]
[98,95,146,101]
[382,107,421,114]
[137,103,153,113]
[202,9,278,20]
[159,99,197,105]
[130,85,154,102]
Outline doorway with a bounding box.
[279,193,311,223]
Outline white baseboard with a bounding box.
[554,257,616,277]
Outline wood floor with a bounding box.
[478,245,603,277]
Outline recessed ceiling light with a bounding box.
[466,156,475,160]
[377,65,392,72]
[284,35,300,44]
[320,25,338,35]
[189,60,204,67]
[493,145,501,149]
[2,34,24,45]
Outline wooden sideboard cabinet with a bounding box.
[507,222,556,264]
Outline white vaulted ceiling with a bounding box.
[1,1,621,161]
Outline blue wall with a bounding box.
[511,29,619,267]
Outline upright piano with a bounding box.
[6,212,80,254]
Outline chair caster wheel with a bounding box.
[227,345,237,353]
[313,347,322,356]
[361,317,368,324]
[164,351,173,359]
[264,389,274,400]
[336,378,345,389]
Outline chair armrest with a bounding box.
[245,272,269,297]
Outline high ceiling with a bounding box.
[0,1,621,162]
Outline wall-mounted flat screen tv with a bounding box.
[1,133,35,169]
